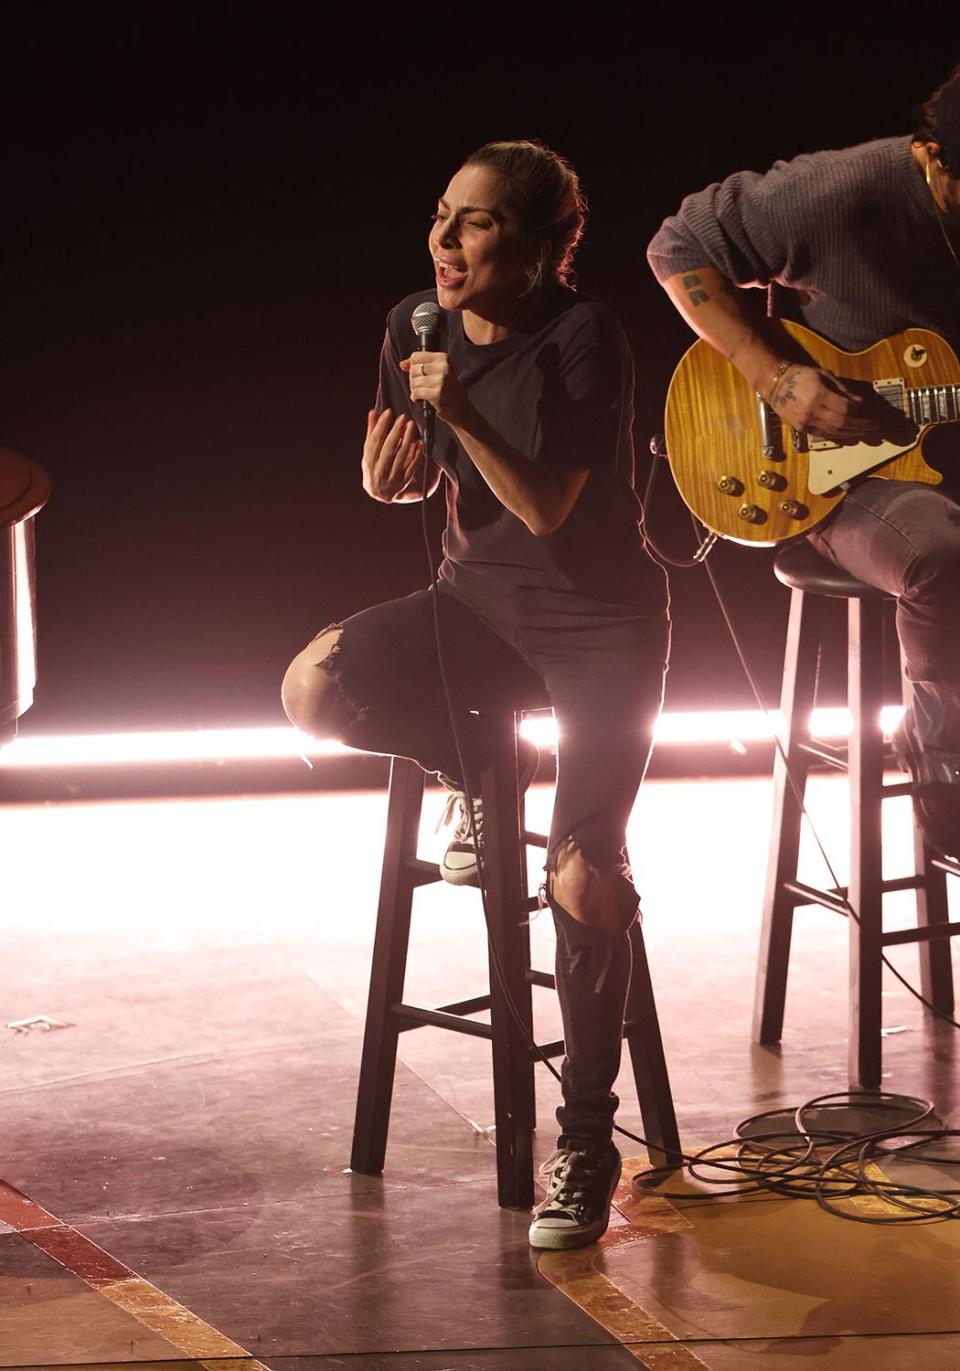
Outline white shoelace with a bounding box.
[437,787,483,846]
[532,1147,600,1217]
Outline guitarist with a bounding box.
[648,65,960,861]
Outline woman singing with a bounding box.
[282,141,669,1250]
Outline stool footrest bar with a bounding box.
[393,1003,493,1039]
[533,1037,565,1060]
[405,857,441,886]
[879,874,929,895]
[883,920,960,947]
[527,970,555,990]
[783,879,850,915]
[437,994,492,1015]
[800,739,849,771]
[522,829,548,849]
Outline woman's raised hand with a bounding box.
[401,351,471,426]
[361,409,425,502]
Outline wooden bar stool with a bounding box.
[350,707,681,1209]
[755,541,960,1088]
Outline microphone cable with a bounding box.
[408,346,960,1226]
[638,433,960,1034]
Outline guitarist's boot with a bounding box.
[893,713,960,862]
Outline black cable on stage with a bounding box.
[625,440,960,1222]
[635,436,706,569]
[640,435,960,1032]
[413,403,960,1226]
[632,1089,960,1226]
[700,544,960,1034]
[416,418,570,1089]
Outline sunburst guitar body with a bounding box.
[664,321,960,545]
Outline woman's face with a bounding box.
[428,163,530,313]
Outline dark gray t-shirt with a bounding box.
[377,287,664,626]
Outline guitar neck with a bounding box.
[903,380,960,424]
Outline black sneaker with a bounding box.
[892,715,960,861]
[438,739,540,887]
[528,1137,622,1250]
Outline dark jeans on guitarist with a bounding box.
[808,474,960,762]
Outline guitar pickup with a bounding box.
[755,393,785,460]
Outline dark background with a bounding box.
[0,9,943,734]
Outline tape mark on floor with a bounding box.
[0,1178,269,1367]
[613,1156,694,1237]
[539,1245,710,1369]
[538,1155,709,1369]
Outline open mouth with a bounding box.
[434,259,467,289]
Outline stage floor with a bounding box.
[2,773,959,1369]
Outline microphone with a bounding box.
[411,299,443,354]
[410,300,443,446]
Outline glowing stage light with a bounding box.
[0,705,907,770]
[0,727,340,768]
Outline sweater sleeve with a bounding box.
[646,163,799,287]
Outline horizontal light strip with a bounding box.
[0,706,906,769]
[0,727,340,768]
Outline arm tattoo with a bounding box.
[773,367,801,407]
[681,272,709,306]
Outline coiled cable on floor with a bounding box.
[632,1089,960,1225]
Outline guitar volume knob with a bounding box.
[757,469,787,491]
[716,475,744,496]
[738,503,767,525]
[779,499,809,520]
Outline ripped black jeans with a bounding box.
[316,581,670,1142]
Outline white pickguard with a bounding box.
[806,437,919,494]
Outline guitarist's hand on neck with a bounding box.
[661,266,882,443]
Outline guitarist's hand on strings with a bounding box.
[660,266,890,446]
[767,364,882,444]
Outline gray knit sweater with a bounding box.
[647,137,960,353]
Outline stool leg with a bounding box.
[900,681,956,1014]
[480,718,535,1209]
[754,587,822,1045]
[351,757,424,1175]
[915,824,954,1014]
[624,922,682,1169]
[848,599,885,1088]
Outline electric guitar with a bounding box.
[664,321,960,545]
